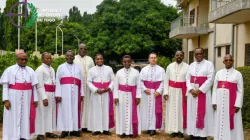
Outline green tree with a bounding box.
[0,9,5,49]
[69,6,82,23]
[87,0,181,61]
[4,0,19,51]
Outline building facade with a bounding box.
[170,0,250,71]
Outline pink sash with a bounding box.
[92,81,115,129]
[168,80,187,129]
[9,83,35,134]
[44,84,55,92]
[190,76,207,129]
[118,84,138,137]
[217,81,237,130]
[60,77,81,129]
[143,81,162,129]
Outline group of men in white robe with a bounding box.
[1,46,244,140]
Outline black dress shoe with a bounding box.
[178,132,184,138]
[92,131,101,136]
[59,131,69,138]
[120,133,126,138]
[20,139,26,140]
[103,131,112,135]
[190,135,200,140]
[149,130,156,136]
[199,137,207,140]
[129,134,137,138]
[37,135,45,140]
[46,133,58,138]
[170,133,177,138]
[72,131,81,137]
[146,130,151,134]
[82,128,88,132]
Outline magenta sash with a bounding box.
[118,84,138,137]
[190,76,207,129]
[168,80,187,129]
[9,83,35,134]
[217,81,237,130]
[60,77,81,129]
[92,81,115,129]
[44,84,55,92]
[143,81,162,129]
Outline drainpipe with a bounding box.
[235,25,238,67]
[231,24,235,58]
[213,24,216,69]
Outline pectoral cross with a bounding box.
[221,84,225,88]
[74,80,76,85]
[24,81,27,85]
[101,79,103,84]
[194,77,197,83]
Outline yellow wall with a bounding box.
[235,22,250,67]
[216,24,232,45]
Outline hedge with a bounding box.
[236,66,250,128]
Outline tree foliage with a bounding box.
[69,6,82,23]
[4,0,19,51]
[86,0,181,60]
[0,10,5,49]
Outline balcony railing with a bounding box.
[171,16,208,31]
[211,0,235,11]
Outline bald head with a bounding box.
[78,43,87,57]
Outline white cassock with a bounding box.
[186,59,214,137]
[139,64,165,131]
[1,64,38,140]
[114,67,141,136]
[87,65,115,132]
[164,62,189,133]
[35,63,56,135]
[74,54,94,129]
[212,68,244,140]
[55,63,84,131]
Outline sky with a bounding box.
[0,0,176,15]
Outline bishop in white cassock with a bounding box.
[140,53,165,136]
[1,52,38,140]
[164,51,189,138]
[35,53,58,140]
[114,55,141,138]
[74,43,95,132]
[186,48,214,140]
[212,55,244,140]
[55,50,84,138]
[87,54,115,136]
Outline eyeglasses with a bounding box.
[224,59,233,62]
[18,58,28,61]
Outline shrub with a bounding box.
[157,55,172,69]
[236,66,250,129]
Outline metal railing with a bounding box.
[211,0,235,10]
[171,16,208,31]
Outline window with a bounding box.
[217,47,221,57]
[190,9,195,25]
[204,49,208,60]
[245,44,250,66]
[189,51,194,64]
[226,45,230,54]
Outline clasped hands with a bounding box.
[190,89,201,98]
[144,89,160,97]
[96,87,111,94]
